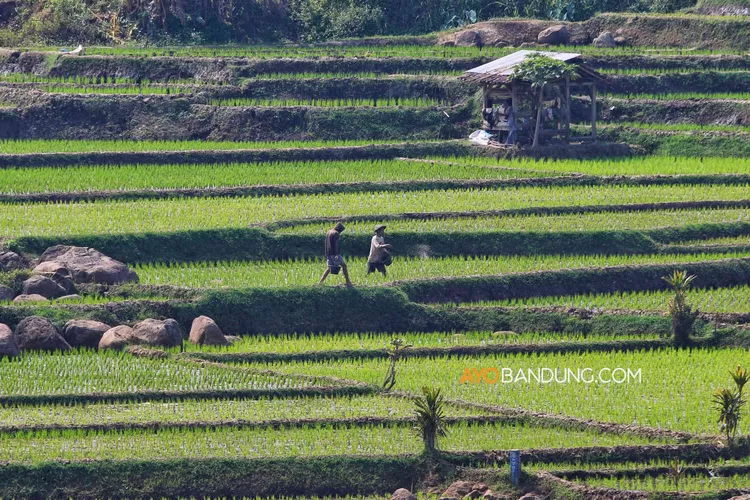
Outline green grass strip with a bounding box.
[1,184,748,238]
[135,251,750,289]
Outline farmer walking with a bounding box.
[367,224,393,276]
[319,222,353,286]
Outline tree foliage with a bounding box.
[510,53,580,88]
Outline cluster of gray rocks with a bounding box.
[0,314,231,357]
[536,25,626,48]
[391,482,541,500]
[0,245,139,303]
[0,244,233,356]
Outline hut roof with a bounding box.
[461,50,604,85]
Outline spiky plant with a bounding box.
[731,365,749,396]
[714,387,744,447]
[413,386,447,454]
[662,270,698,347]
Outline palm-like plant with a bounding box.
[414,386,447,454]
[662,270,698,347]
[714,387,744,446]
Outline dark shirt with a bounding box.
[325,229,340,256]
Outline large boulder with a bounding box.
[0,251,23,271]
[0,323,19,357]
[0,285,14,302]
[132,318,183,347]
[33,262,77,293]
[189,316,229,346]
[15,316,71,352]
[13,294,48,304]
[440,481,475,500]
[98,325,136,351]
[455,30,482,47]
[391,489,417,500]
[21,275,68,299]
[63,319,111,349]
[592,31,616,48]
[537,25,569,45]
[35,246,138,285]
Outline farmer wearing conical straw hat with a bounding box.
[367,224,393,277]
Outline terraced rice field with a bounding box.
[3,39,750,499]
[255,348,747,434]
[0,159,550,193]
[135,251,750,289]
[475,284,750,313]
[2,184,749,237]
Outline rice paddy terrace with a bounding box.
[2,36,750,499]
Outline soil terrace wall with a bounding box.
[0,457,419,499]
[166,258,748,334]
[584,54,750,71]
[596,127,750,157]
[0,93,470,141]
[397,257,750,304]
[591,97,750,126]
[0,51,490,82]
[0,142,472,168]
[607,72,750,95]
[448,14,750,50]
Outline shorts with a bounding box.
[367,261,386,274]
[327,255,345,274]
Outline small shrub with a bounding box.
[382,337,412,391]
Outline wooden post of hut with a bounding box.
[461,50,605,147]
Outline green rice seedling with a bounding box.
[0,394,485,429]
[597,121,750,134]
[0,350,316,397]
[78,43,745,59]
[256,347,750,433]
[679,235,750,246]
[208,97,445,107]
[181,331,662,355]
[0,420,672,464]
[599,68,750,75]
[0,138,424,154]
[431,154,750,176]
[1,184,748,238]
[40,84,195,95]
[247,71,464,79]
[578,474,750,493]
[0,74,194,85]
[135,251,750,289]
[606,91,750,100]
[274,208,750,235]
[472,284,750,314]
[0,159,552,195]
